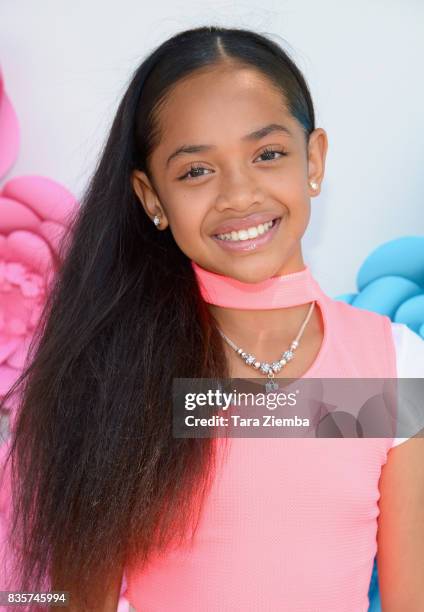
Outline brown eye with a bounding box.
[256,147,288,162]
[178,165,213,181]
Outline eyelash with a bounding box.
[177,147,288,181]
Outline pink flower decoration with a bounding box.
[0,175,78,416]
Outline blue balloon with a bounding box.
[394,294,424,333]
[367,557,381,612]
[357,236,424,290]
[334,293,357,304]
[351,276,421,317]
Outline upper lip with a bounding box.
[211,212,280,235]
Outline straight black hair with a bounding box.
[1,25,315,610]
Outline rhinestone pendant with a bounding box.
[265,380,279,393]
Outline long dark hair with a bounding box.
[1,25,315,609]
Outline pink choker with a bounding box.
[191,261,324,310]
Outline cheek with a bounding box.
[272,169,310,235]
[267,156,308,200]
[283,163,308,198]
[166,200,207,255]
[272,177,309,223]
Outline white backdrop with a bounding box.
[1,0,423,295]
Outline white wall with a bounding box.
[1,0,423,295]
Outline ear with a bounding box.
[131,169,169,229]
[307,128,328,196]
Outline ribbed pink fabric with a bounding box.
[125,263,396,611]
[191,262,321,309]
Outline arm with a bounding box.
[376,435,424,611]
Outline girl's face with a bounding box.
[132,63,327,283]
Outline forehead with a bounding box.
[153,65,302,157]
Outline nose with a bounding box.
[214,168,265,213]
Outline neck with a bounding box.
[208,302,317,351]
[191,259,323,354]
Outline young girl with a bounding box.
[2,25,424,611]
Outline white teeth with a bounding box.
[215,219,276,242]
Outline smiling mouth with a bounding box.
[213,217,281,242]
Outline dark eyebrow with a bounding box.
[165,123,292,168]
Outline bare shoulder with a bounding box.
[377,435,424,610]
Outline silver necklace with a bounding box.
[217,302,315,384]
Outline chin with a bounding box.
[226,260,282,284]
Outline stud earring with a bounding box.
[153,214,161,227]
[309,181,319,190]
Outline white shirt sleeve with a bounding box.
[390,322,424,448]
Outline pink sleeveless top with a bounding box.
[124,263,396,611]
